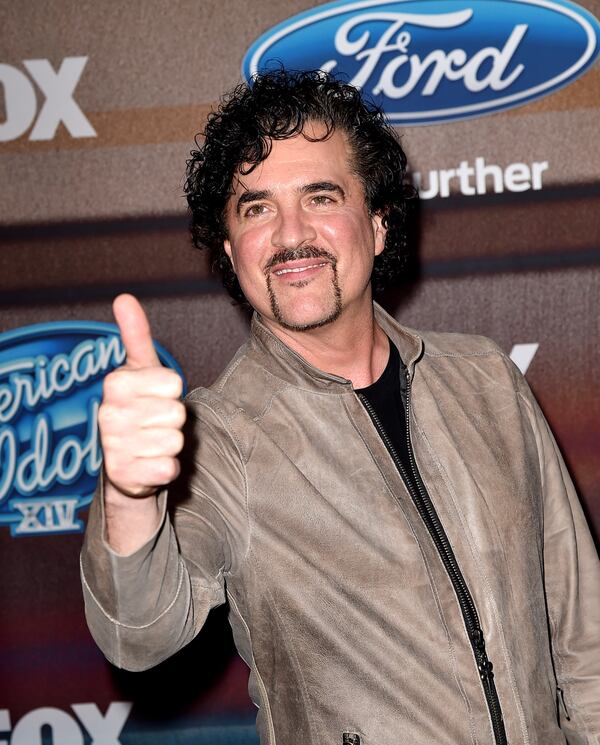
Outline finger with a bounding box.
[113,293,161,369]
[126,428,185,458]
[103,366,183,402]
[134,398,187,429]
[105,456,181,496]
[99,400,186,444]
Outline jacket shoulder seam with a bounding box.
[212,348,248,393]
[189,398,248,463]
[424,348,502,359]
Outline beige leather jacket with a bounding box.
[81,306,600,745]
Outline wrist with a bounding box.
[103,473,159,507]
[102,475,162,555]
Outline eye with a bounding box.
[243,203,267,218]
[311,194,335,206]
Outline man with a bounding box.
[81,70,600,745]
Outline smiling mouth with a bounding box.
[264,246,337,278]
[273,262,329,276]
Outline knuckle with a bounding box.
[164,401,186,430]
[100,432,119,455]
[174,401,187,426]
[164,370,183,397]
[102,372,117,398]
[171,430,185,454]
[102,369,127,399]
[160,457,180,483]
[98,402,118,431]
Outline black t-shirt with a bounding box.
[355,339,411,470]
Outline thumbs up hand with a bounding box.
[99,295,186,502]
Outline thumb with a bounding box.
[113,294,161,369]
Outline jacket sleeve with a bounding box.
[80,399,247,671]
[517,375,600,745]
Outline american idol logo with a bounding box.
[0,322,184,537]
[243,0,600,124]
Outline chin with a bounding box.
[266,269,343,333]
[270,291,343,333]
[274,305,342,332]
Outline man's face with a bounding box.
[223,125,385,333]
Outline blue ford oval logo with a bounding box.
[242,0,600,125]
[0,321,185,537]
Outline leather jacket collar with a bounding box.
[249,302,424,390]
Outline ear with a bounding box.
[371,212,386,257]
[223,239,236,272]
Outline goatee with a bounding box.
[265,246,342,332]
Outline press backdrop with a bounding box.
[1,1,599,743]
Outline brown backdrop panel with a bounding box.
[1,0,599,740]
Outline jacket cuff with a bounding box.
[80,473,179,629]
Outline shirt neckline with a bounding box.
[355,338,400,395]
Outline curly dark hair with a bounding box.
[184,69,414,303]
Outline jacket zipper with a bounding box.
[357,371,508,745]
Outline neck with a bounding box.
[261,301,389,388]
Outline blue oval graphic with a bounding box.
[242,0,600,125]
[0,321,185,536]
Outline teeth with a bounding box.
[274,262,326,276]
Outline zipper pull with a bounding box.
[478,657,495,681]
[557,687,571,721]
[470,629,495,681]
[470,627,486,652]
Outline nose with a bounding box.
[270,203,317,249]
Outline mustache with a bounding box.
[264,246,337,274]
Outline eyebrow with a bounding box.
[236,189,272,215]
[301,181,346,198]
[235,181,346,215]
